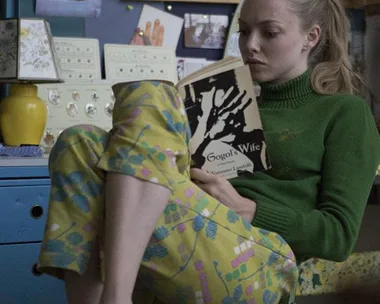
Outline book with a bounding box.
[175,56,270,179]
[112,55,270,179]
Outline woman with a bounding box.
[38,0,380,303]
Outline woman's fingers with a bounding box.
[190,168,216,184]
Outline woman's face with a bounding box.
[238,0,312,84]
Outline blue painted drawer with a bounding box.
[0,242,66,304]
[0,180,51,244]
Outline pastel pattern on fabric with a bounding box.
[38,81,298,304]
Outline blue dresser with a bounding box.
[0,157,67,304]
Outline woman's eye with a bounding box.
[265,31,279,38]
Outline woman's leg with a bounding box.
[64,241,103,304]
[38,83,179,303]
[38,123,161,304]
[39,81,298,304]
[38,125,109,304]
[99,173,171,303]
[95,81,299,303]
[96,81,191,303]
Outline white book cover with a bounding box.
[177,64,270,179]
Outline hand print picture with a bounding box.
[131,19,165,46]
[131,5,183,49]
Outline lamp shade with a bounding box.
[0,18,61,83]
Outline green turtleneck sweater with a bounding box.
[230,70,380,263]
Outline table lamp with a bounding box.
[0,18,62,147]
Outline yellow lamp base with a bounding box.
[0,84,47,147]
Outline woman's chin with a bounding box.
[250,72,271,84]
[248,67,270,83]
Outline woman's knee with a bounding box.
[48,125,109,170]
[56,124,107,144]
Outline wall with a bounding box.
[19,0,237,62]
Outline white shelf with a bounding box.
[0,155,49,167]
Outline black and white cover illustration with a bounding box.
[179,65,270,179]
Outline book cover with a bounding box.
[177,64,270,179]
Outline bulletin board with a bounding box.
[15,0,365,76]
[19,0,86,37]
[18,0,237,62]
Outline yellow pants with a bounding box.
[38,81,298,303]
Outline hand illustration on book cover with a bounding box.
[181,65,270,178]
[187,82,253,167]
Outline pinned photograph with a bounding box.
[130,5,183,49]
[184,14,229,49]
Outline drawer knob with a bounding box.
[30,205,44,219]
[32,263,43,276]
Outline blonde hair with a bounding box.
[289,0,366,95]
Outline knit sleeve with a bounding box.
[251,97,380,262]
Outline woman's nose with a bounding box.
[246,33,260,53]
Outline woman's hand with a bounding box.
[190,168,257,223]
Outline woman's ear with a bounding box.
[306,24,321,50]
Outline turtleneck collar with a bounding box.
[258,69,320,109]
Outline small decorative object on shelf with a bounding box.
[0,18,62,147]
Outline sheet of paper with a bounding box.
[135,5,183,49]
[53,37,102,82]
[224,1,243,58]
[224,32,241,58]
[36,0,102,18]
[176,57,213,81]
[104,44,177,84]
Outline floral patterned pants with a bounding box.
[38,81,298,303]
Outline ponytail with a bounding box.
[290,0,366,95]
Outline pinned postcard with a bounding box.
[36,0,102,18]
[130,5,183,49]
